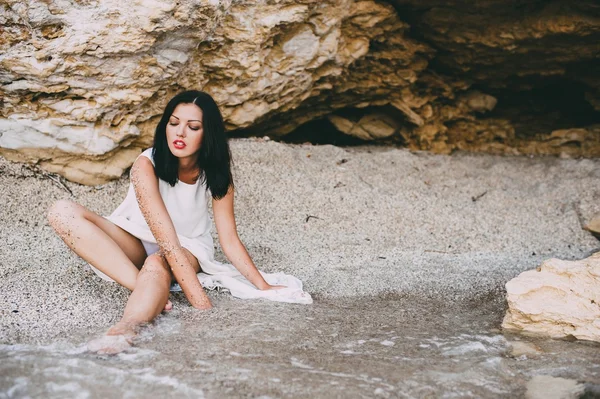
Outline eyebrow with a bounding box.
[171,115,202,123]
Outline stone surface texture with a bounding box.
[1,0,599,184]
[502,252,600,342]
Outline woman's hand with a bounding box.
[191,296,213,310]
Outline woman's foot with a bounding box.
[164,300,173,312]
[87,334,132,355]
[87,322,137,355]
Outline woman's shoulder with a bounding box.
[130,148,157,182]
[137,147,155,166]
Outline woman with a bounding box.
[47,90,310,354]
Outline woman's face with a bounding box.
[166,103,204,159]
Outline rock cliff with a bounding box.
[1,0,598,183]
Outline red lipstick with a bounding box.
[173,140,186,149]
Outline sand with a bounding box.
[1,139,599,343]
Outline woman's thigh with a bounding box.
[182,248,201,274]
[69,201,147,268]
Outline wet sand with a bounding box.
[1,139,599,343]
[3,296,600,397]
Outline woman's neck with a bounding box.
[177,156,200,184]
[178,156,198,173]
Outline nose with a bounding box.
[175,124,185,137]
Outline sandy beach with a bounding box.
[2,139,600,397]
[1,139,599,343]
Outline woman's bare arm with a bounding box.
[131,157,212,309]
[212,188,281,290]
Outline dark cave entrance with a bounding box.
[229,75,599,149]
[278,118,368,146]
[228,117,369,146]
[473,76,600,139]
[229,105,412,147]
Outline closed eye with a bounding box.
[169,121,201,130]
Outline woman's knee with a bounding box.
[47,200,81,232]
[140,254,171,280]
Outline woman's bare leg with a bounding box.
[48,200,174,310]
[47,199,146,290]
[88,254,172,354]
[88,249,202,354]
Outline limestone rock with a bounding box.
[370,0,600,156]
[1,0,599,184]
[388,1,600,92]
[0,0,432,184]
[390,99,424,126]
[463,91,498,113]
[502,252,600,342]
[327,112,399,140]
[449,123,600,157]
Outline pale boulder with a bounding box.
[464,91,498,113]
[502,252,600,342]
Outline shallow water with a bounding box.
[1,295,599,398]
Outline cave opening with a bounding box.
[278,118,369,146]
[229,117,370,146]
[229,104,414,147]
[228,74,599,149]
[473,76,600,138]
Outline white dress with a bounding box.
[90,148,312,304]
